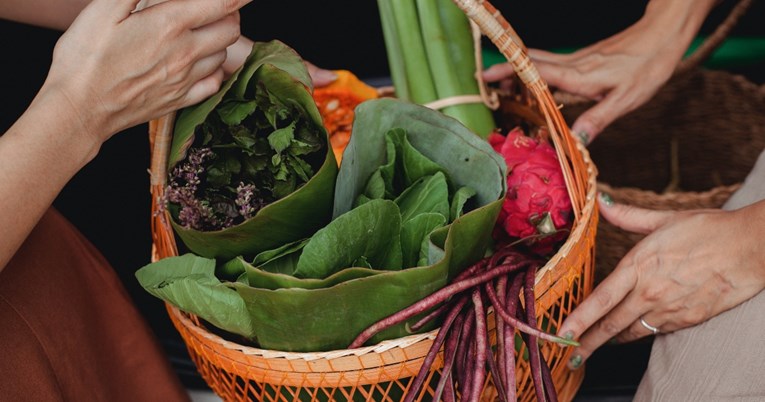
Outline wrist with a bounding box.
[637,0,717,68]
[643,0,717,42]
[26,84,104,168]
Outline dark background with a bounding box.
[2,0,763,398]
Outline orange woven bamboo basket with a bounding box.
[147,0,598,400]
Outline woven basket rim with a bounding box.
[537,140,598,278]
[167,304,437,362]
[163,139,598,363]
[597,181,742,200]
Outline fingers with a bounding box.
[155,0,252,29]
[189,12,241,60]
[181,68,225,107]
[186,50,228,85]
[532,60,600,97]
[614,315,662,344]
[598,194,676,234]
[222,36,254,76]
[305,62,338,87]
[78,0,143,24]
[527,48,571,63]
[482,63,516,83]
[570,287,653,363]
[111,0,144,21]
[558,254,639,337]
[568,85,634,140]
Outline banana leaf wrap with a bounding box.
[230,99,507,351]
[166,40,338,260]
[138,99,506,352]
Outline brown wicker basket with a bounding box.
[147,1,598,400]
[550,0,762,284]
[561,69,765,283]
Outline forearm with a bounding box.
[0,0,92,30]
[641,0,718,60]
[0,88,100,271]
[736,199,765,278]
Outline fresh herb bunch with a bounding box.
[161,40,337,260]
[167,80,325,231]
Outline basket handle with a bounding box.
[451,0,591,219]
[148,112,178,261]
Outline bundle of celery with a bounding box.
[378,0,497,137]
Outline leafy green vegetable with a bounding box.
[235,99,506,351]
[401,213,447,267]
[136,255,256,339]
[165,41,338,260]
[293,199,403,279]
[450,186,477,221]
[394,172,450,223]
[139,98,507,352]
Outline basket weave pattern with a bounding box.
[148,0,598,400]
[560,69,765,283]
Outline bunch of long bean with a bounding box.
[349,245,578,402]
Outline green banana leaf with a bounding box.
[135,255,256,339]
[228,99,507,351]
[166,41,337,260]
[139,98,506,352]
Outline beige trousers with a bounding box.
[634,150,765,401]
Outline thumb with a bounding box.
[570,87,630,143]
[598,193,676,235]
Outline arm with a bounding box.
[0,0,89,30]
[484,0,717,143]
[0,0,255,75]
[0,0,336,82]
[0,0,251,271]
[558,195,765,369]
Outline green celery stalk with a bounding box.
[416,0,464,118]
[389,0,438,104]
[434,0,496,137]
[378,0,411,100]
[378,0,496,137]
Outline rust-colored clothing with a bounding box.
[0,208,189,402]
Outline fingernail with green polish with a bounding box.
[569,354,583,370]
[608,337,619,345]
[577,131,590,145]
[563,331,575,341]
[599,192,614,207]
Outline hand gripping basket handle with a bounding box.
[451,0,590,219]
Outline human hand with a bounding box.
[221,36,337,86]
[560,194,765,369]
[483,0,715,143]
[39,0,251,146]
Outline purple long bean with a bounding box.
[348,261,531,348]
[402,297,469,402]
[467,290,488,402]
